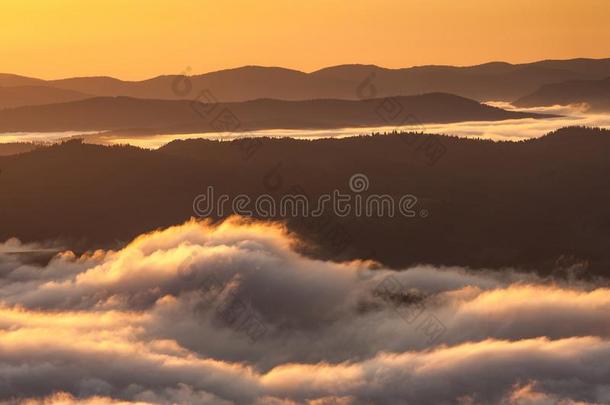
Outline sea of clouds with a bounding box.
[3,104,610,149]
[85,103,610,148]
[0,217,609,404]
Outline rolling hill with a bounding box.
[514,77,610,111]
[0,93,549,133]
[0,85,91,109]
[2,57,610,103]
[0,126,609,276]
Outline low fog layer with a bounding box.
[2,104,610,149]
[0,218,609,404]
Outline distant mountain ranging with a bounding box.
[1,126,610,276]
[2,57,610,105]
[0,93,550,133]
[514,77,610,111]
[0,86,91,109]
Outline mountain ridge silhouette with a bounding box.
[514,76,610,111]
[0,92,551,133]
[2,57,610,103]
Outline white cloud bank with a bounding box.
[3,103,610,149]
[0,217,609,404]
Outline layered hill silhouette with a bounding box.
[1,126,609,276]
[0,85,91,109]
[514,77,610,111]
[2,57,610,104]
[0,142,38,156]
[0,93,548,133]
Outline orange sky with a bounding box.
[2,0,610,80]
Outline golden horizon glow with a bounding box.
[1,0,610,80]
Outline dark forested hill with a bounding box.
[1,126,609,276]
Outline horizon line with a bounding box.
[3,55,610,83]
